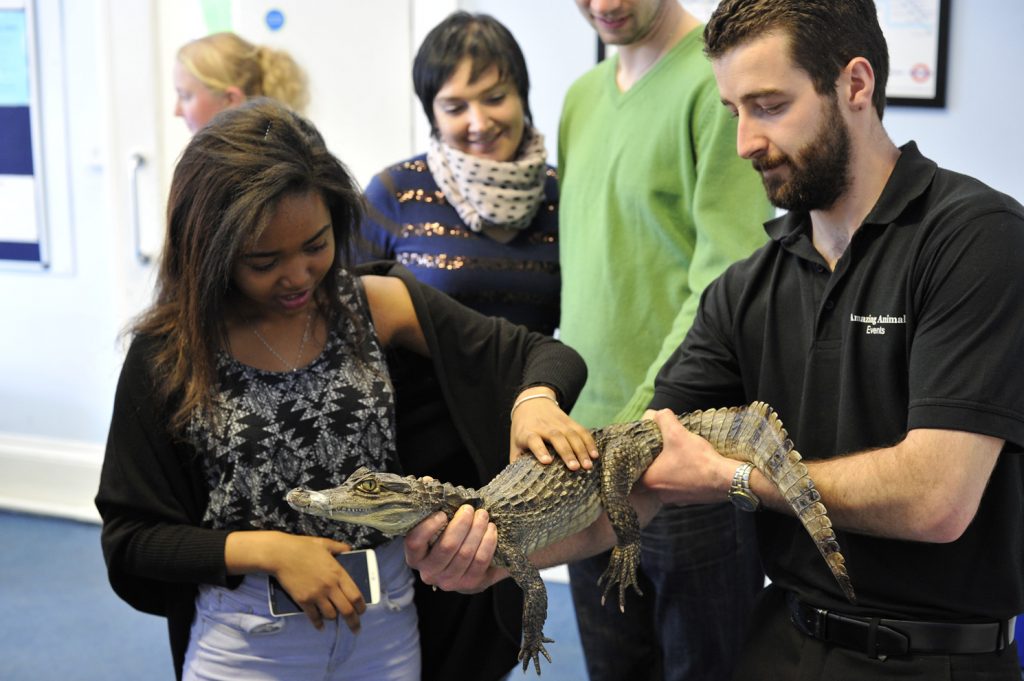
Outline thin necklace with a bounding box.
[250,307,314,372]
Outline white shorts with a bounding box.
[183,539,419,681]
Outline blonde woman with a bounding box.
[173,32,309,133]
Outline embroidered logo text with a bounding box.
[849,313,906,335]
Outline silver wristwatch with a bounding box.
[728,462,761,512]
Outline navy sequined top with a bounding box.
[359,154,560,335]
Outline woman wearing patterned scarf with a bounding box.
[359,11,559,336]
[356,12,563,681]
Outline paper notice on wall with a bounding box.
[0,4,43,263]
[875,0,944,100]
[0,175,38,242]
[0,8,30,106]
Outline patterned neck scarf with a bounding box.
[427,127,548,242]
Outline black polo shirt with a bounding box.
[651,142,1024,620]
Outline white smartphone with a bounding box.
[267,548,381,616]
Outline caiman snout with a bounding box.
[286,488,329,513]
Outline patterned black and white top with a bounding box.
[188,271,398,549]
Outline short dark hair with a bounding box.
[136,98,366,431]
[704,0,889,119]
[412,11,533,135]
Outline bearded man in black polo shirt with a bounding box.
[403,1,1023,678]
[635,1,1024,679]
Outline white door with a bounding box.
[0,0,438,520]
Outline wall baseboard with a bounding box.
[0,434,103,523]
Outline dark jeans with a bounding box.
[733,585,1022,681]
[569,503,763,681]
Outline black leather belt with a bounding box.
[786,592,1016,660]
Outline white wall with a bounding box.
[157,0,422,191]
[0,0,118,443]
[884,0,1023,197]
[2,0,1023,522]
[0,0,125,519]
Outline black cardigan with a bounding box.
[95,262,586,680]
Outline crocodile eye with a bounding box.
[356,479,379,494]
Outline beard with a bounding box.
[753,95,851,212]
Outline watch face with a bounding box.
[729,489,760,512]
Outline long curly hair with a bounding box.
[133,98,365,433]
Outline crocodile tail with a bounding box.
[678,402,856,603]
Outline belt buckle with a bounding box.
[998,615,1017,651]
[789,597,828,640]
[810,606,829,639]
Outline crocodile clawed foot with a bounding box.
[597,543,643,612]
[518,634,555,675]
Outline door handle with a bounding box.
[129,151,152,265]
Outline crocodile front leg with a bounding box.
[596,423,659,611]
[497,536,553,675]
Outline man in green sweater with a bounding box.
[558,1,773,679]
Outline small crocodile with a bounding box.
[286,401,854,674]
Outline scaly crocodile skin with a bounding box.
[286,401,854,674]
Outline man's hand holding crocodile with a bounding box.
[403,490,662,595]
[639,408,740,506]
[404,505,507,594]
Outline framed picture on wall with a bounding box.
[0,0,48,266]
[877,0,950,108]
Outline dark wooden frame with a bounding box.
[885,0,951,109]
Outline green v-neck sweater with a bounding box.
[558,28,772,427]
